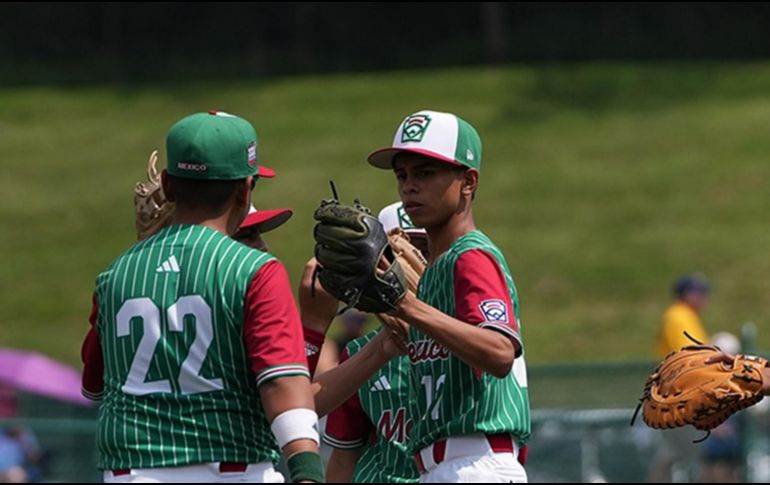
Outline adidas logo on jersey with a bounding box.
[156,255,180,273]
[370,375,391,392]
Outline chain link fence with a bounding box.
[3,327,768,482]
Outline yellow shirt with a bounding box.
[655,301,709,358]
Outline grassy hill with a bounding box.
[3,62,770,366]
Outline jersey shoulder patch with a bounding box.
[479,299,509,323]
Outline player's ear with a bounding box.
[234,176,252,208]
[461,169,479,198]
[161,170,176,202]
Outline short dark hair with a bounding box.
[673,273,710,299]
[167,174,244,212]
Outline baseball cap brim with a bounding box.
[258,165,276,178]
[240,208,293,233]
[367,147,465,170]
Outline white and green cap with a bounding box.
[378,201,425,235]
[367,110,482,171]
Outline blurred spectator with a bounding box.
[648,273,712,482]
[334,310,369,353]
[0,386,43,483]
[656,273,710,357]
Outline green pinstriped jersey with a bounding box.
[408,230,531,451]
[93,224,306,469]
[324,330,418,483]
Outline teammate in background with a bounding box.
[81,111,323,483]
[323,202,424,483]
[232,204,293,252]
[656,273,711,357]
[378,201,429,260]
[230,206,406,418]
[367,110,530,482]
[315,200,426,372]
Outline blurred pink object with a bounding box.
[0,349,92,407]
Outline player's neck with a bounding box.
[170,208,233,235]
[426,210,476,264]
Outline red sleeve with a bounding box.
[303,327,326,378]
[454,250,522,356]
[81,293,104,401]
[322,348,373,449]
[244,260,310,387]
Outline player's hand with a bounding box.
[705,352,735,366]
[373,327,407,359]
[299,258,339,335]
[706,352,770,396]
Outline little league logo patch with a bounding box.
[401,114,432,143]
[479,299,509,323]
[397,205,417,230]
[247,141,257,167]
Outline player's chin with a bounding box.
[409,215,431,231]
[404,205,429,226]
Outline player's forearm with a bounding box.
[299,258,339,335]
[260,376,323,481]
[396,292,514,378]
[326,448,362,483]
[260,375,316,417]
[311,335,392,416]
[301,313,334,335]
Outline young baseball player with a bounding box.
[81,111,323,483]
[367,110,531,483]
[322,202,425,483]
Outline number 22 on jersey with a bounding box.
[117,295,224,396]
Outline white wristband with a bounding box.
[270,408,319,448]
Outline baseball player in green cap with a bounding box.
[368,110,531,483]
[81,111,323,483]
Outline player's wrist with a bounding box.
[370,330,404,359]
[287,450,325,483]
[391,290,415,319]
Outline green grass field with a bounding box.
[3,62,770,366]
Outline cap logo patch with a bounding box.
[466,149,474,161]
[248,141,258,167]
[397,205,417,230]
[479,299,508,323]
[401,114,432,143]
[177,162,208,172]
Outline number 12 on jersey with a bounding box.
[421,373,446,421]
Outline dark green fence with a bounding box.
[5,338,768,482]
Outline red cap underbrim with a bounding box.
[240,208,293,233]
[258,165,276,178]
[367,147,463,169]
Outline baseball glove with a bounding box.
[633,344,767,436]
[134,150,175,241]
[313,198,407,315]
[375,229,427,352]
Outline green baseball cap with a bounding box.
[367,110,482,171]
[166,111,276,180]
